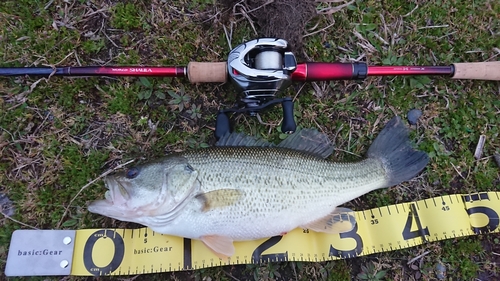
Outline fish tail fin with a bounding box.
[367,116,429,186]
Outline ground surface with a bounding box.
[0,0,499,280]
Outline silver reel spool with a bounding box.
[227,38,297,102]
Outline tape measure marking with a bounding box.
[6,192,500,276]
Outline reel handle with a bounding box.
[281,98,296,134]
[215,111,231,140]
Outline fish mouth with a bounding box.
[88,176,131,216]
[103,176,130,205]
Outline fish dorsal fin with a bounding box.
[301,207,356,234]
[216,129,334,158]
[216,132,275,147]
[195,189,244,212]
[201,235,235,259]
[278,128,334,159]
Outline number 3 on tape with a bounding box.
[329,224,363,258]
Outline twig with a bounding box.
[347,119,352,151]
[12,77,50,104]
[303,22,336,38]
[0,126,15,142]
[316,0,349,2]
[402,4,419,17]
[316,0,354,15]
[436,31,457,40]
[379,13,388,41]
[334,147,362,158]
[407,250,430,264]
[223,25,233,50]
[473,135,486,160]
[292,83,306,101]
[292,262,298,281]
[223,270,241,281]
[103,30,120,48]
[56,159,135,228]
[235,4,258,36]
[118,274,141,281]
[1,212,38,230]
[44,0,55,10]
[418,25,449,30]
[450,162,466,180]
[256,113,278,127]
[371,31,389,45]
[235,0,274,15]
[83,7,110,19]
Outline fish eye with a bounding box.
[126,167,140,179]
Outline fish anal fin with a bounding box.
[301,207,356,234]
[195,189,244,212]
[201,235,235,259]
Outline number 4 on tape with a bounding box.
[5,230,76,276]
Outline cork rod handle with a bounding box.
[452,61,500,80]
[187,62,228,83]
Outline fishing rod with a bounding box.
[2,38,499,138]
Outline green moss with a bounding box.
[110,3,141,31]
[440,238,484,279]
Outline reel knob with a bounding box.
[281,98,296,134]
[215,111,231,140]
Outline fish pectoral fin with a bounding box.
[301,207,356,234]
[195,189,244,212]
[201,235,235,259]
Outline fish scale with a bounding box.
[160,147,390,240]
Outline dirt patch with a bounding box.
[221,0,317,54]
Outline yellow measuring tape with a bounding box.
[69,192,499,276]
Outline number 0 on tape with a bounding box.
[5,192,500,276]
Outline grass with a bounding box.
[0,0,499,280]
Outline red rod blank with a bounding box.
[0,66,187,77]
[367,65,453,76]
[291,63,454,82]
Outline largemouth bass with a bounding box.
[88,116,429,257]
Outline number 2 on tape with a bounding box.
[252,236,288,263]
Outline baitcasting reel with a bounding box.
[215,38,298,139]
